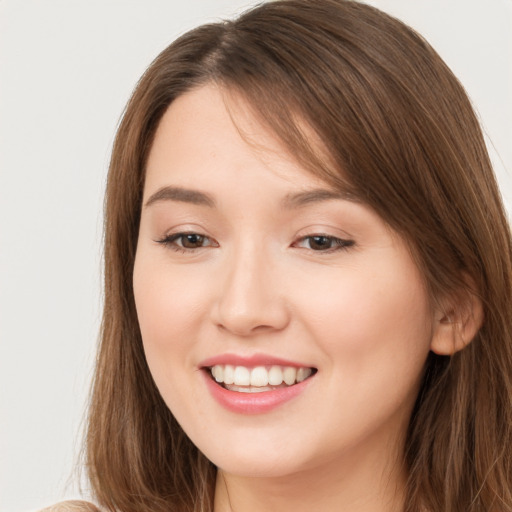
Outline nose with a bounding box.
[211,243,290,337]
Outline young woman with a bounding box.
[51,0,512,510]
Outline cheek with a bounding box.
[291,263,433,451]
[133,253,207,375]
[133,254,214,425]
[297,258,433,382]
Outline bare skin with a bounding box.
[214,425,407,512]
[135,84,481,512]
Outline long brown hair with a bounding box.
[85,1,512,511]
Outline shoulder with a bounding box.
[39,501,101,512]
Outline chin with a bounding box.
[214,456,306,479]
[197,434,316,479]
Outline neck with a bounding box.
[213,436,407,512]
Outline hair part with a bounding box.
[85,1,512,511]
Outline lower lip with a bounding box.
[202,371,314,414]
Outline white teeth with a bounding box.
[297,367,312,382]
[223,364,235,385]
[227,385,274,393]
[213,365,224,383]
[209,364,314,389]
[233,366,251,386]
[250,366,269,386]
[283,366,297,385]
[268,365,283,385]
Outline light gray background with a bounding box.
[1,1,510,511]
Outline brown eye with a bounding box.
[180,233,206,248]
[308,236,333,250]
[156,232,217,251]
[294,235,355,252]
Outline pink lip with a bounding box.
[199,353,312,369]
[202,372,314,414]
[199,353,316,415]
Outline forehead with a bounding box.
[144,84,341,199]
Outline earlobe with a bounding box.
[430,287,484,356]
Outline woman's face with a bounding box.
[133,85,438,478]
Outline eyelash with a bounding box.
[156,232,355,254]
[293,234,355,253]
[156,232,218,253]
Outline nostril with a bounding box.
[215,320,281,337]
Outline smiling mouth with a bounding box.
[207,364,317,393]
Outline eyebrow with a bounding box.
[144,186,215,208]
[144,185,356,210]
[282,188,357,208]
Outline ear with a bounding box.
[430,281,484,356]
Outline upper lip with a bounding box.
[199,353,315,369]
